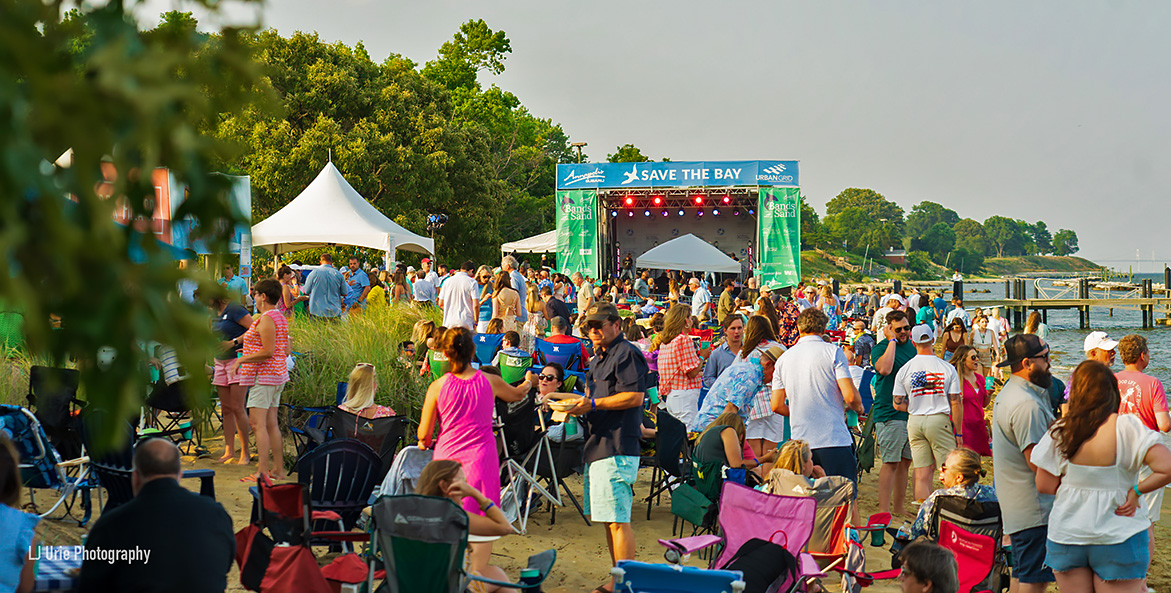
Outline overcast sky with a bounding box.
[141,1,1171,270]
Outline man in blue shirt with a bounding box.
[219,265,248,307]
[303,254,347,318]
[634,272,651,300]
[342,256,371,311]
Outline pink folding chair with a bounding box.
[661,482,822,592]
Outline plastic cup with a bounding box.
[870,529,885,547]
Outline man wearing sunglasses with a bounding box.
[871,309,917,519]
[991,334,1056,592]
[564,302,647,593]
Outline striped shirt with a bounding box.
[241,309,289,386]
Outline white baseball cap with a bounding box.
[1083,331,1118,353]
[910,325,934,344]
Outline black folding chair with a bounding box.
[27,366,83,461]
[645,409,692,520]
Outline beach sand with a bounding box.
[29,434,1170,592]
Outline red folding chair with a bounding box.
[938,522,997,593]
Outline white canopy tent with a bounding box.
[636,233,741,273]
[500,229,556,254]
[251,162,433,267]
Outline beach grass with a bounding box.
[284,303,440,423]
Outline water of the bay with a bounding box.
[959,274,1169,385]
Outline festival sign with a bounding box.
[556,160,798,189]
[555,189,599,278]
[757,187,802,287]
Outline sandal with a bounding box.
[240,473,264,483]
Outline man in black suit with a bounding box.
[79,439,235,593]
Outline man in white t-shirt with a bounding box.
[437,261,480,330]
[894,325,963,502]
[772,307,864,486]
[870,295,903,334]
[689,278,711,321]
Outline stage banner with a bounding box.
[555,189,599,278]
[757,187,801,287]
[556,160,798,189]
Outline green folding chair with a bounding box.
[498,353,531,385]
[369,494,555,593]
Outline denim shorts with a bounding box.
[583,455,639,523]
[1046,530,1150,581]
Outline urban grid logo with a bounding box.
[761,164,787,175]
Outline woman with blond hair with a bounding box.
[695,410,775,473]
[474,265,494,333]
[491,270,520,333]
[652,304,706,428]
[817,285,841,331]
[904,447,995,540]
[338,363,396,418]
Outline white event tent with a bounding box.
[636,233,741,273]
[500,229,556,254]
[251,162,432,267]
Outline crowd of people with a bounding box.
[4,253,1169,593]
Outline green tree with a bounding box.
[905,201,959,240]
[983,215,1026,257]
[1052,229,1079,256]
[922,222,957,261]
[420,19,511,91]
[947,248,984,275]
[2,0,263,445]
[905,251,936,277]
[953,218,987,255]
[799,197,829,249]
[606,144,656,163]
[1028,221,1053,255]
[824,188,904,251]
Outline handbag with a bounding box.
[719,532,800,593]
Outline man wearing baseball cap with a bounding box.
[892,325,962,503]
[991,334,1056,591]
[1083,331,1118,367]
[564,302,648,592]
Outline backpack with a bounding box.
[856,413,877,474]
[720,535,800,593]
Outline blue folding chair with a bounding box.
[611,560,745,593]
[859,369,875,414]
[283,383,347,459]
[533,338,584,372]
[474,333,505,366]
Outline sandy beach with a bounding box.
[29,433,1171,592]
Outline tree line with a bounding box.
[798,188,1080,276]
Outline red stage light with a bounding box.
[722,195,731,204]
[693,195,703,205]
[624,196,634,207]
[652,196,662,206]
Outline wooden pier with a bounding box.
[966,277,1171,330]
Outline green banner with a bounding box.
[757,187,801,287]
[555,189,599,278]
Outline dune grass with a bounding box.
[285,303,440,423]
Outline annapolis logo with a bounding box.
[561,167,605,186]
[756,162,795,184]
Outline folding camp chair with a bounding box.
[297,438,382,541]
[533,338,584,372]
[611,561,746,593]
[0,404,94,524]
[428,350,452,381]
[326,409,408,482]
[645,410,691,520]
[236,475,370,593]
[283,382,347,460]
[925,496,1009,593]
[26,366,83,461]
[939,522,1000,593]
[497,352,531,385]
[661,482,824,593]
[474,333,505,366]
[142,379,200,455]
[368,494,556,593]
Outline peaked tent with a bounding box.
[501,230,556,254]
[251,162,433,263]
[636,233,741,273]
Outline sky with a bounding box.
[138,1,1171,270]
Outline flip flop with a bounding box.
[240,474,263,483]
[215,454,235,463]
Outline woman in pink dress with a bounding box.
[950,345,992,456]
[417,326,535,568]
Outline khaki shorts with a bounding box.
[906,413,955,469]
[246,383,285,409]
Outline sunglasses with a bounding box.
[586,320,607,330]
[537,374,559,381]
[892,326,911,333]
[357,362,376,370]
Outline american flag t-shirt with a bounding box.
[910,371,947,398]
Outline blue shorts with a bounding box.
[1008,526,1056,583]
[1046,530,1149,581]
[583,456,639,523]
[812,446,858,487]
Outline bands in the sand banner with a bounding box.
[555,189,600,278]
[757,187,802,288]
